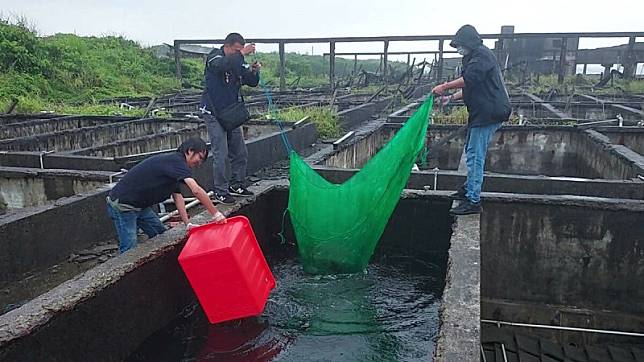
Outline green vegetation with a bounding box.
[0,18,196,114]
[519,74,644,95]
[432,106,468,125]
[0,18,408,115]
[271,106,341,138]
[250,52,407,89]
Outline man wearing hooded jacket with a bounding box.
[432,24,511,215]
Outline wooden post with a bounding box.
[624,36,637,79]
[570,36,579,75]
[279,42,286,91]
[4,98,18,114]
[329,41,336,90]
[407,53,411,68]
[558,37,567,84]
[583,63,587,75]
[437,39,444,82]
[174,40,182,80]
[383,40,389,86]
[353,54,358,75]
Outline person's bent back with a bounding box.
[107,137,226,253]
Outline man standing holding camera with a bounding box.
[201,32,261,204]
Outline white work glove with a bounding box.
[213,211,227,224]
[186,222,198,230]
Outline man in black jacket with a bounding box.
[432,24,511,215]
[201,33,260,205]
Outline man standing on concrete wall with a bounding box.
[432,24,511,215]
[107,138,226,253]
[201,33,261,205]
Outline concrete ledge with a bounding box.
[0,166,113,181]
[312,166,644,200]
[0,186,115,282]
[337,96,393,130]
[0,182,281,361]
[0,122,318,173]
[583,129,644,178]
[482,298,644,347]
[435,213,480,361]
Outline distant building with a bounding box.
[494,26,643,78]
[149,43,214,61]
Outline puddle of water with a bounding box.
[128,246,445,361]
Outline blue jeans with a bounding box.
[106,203,167,253]
[464,122,502,203]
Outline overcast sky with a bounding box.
[2,0,643,61]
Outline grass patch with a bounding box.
[270,106,341,138]
[432,106,468,125]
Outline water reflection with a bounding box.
[129,254,442,362]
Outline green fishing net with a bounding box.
[287,96,433,274]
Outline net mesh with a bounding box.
[287,96,433,274]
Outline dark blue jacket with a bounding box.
[452,25,511,127]
[201,46,259,114]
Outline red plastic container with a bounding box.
[178,216,276,324]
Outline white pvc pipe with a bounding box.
[159,191,214,222]
[481,319,644,337]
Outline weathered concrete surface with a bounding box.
[0,120,317,174]
[0,167,110,208]
[480,193,644,318]
[0,119,199,152]
[435,212,480,362]
[0,185,116,283]
[324,122,388,168]
[598,126,644,156]
[0,151,126,172]
[0,114,64,126]
[70,126,209,157]
[312,166,644,200]
[341,123,642,179]
[0,182,282,361]
[188,122,317,190]
[580,129,644,179]
[0,184,456,361]
[0,116,130,140]
[482,298,644,347]
[337,96,393,130]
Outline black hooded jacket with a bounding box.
[451,25,511,127]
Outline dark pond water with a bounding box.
[128,245,446,362]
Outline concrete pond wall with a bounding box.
[0,116,134,140]
[0,119,201,152]
[0,186,463,361]
[0,185,116,285]
[480,193,644,347]
[598,126,644,156]
[0,167,110,209]
[325,123,644,180]
[312,166,644,200]
[0,122,317,173]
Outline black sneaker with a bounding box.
[449,200,482,215]
[228,185,254,197]
[213,193,236,205]
[449,186,467,201]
